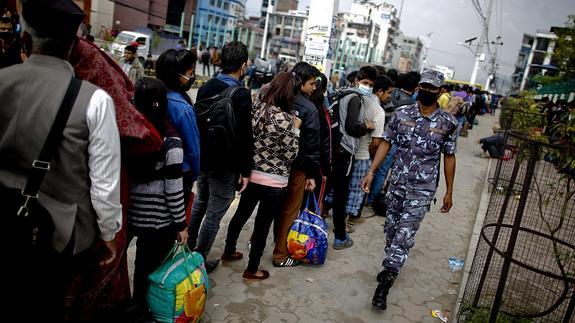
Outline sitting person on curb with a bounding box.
[479,125,505,158]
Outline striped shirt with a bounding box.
[127,136,187,234]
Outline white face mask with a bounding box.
[358,84,373,95]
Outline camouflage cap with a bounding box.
[419,69,445,88]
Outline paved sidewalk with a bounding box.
[128,113,498,322]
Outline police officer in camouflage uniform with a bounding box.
[361,70,457,311]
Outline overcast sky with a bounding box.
[246,0,575,84]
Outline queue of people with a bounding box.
[0,0,463,320]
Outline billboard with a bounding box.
[303,0,339,76]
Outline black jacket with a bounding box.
[317,104,332,176]
[196,78,253,177]
[292,94,321,179]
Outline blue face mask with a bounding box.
[358,84,373,95]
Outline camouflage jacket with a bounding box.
[383,103,458,200]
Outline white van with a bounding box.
[111,31,151,60]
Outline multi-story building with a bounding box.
[194,0,246,49]
[347,0,399,65]
[332,12,371,70]
[267,10,308,63]
[260,0,297,28]
[112,0,197,35]
[512,28,558,92]
[390,31,423,73]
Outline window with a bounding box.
[217,0,222,8]
[136,37,147,45]
[166,0,185,26]
[224,2,229,10]
[215,16,220,24]
[532,51,545,65]
[210,0,215,5]
[275,27,281,36]
[536,38,549,51]
[285,17,293,25]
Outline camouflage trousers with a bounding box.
[382,189,431,273]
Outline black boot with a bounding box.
[372,270,398,310]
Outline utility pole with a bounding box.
[469,0,494,86]
[420,32,433,73]
[260,1,274,58]
[485,35,503,92]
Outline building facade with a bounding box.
[512,29,558,92]
[112,0,197,35]
[390,31,423,73]
[347,0,399,65]
[267,10,307,63]
[332,12,371,70]
[194,0,246,49]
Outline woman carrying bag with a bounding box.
[221,72,302,280]
[126,77,188,307]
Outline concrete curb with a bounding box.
[451,158,493,322]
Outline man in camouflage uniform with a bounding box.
[361,70,457,311]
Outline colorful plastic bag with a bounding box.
[287,193,329,264]
[147,244,208,323]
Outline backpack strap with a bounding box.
[18,78,82,216]
[220,85,242,99]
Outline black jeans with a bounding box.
[224,182,286,273]
[331,147,354,240]
[130,231,176,306]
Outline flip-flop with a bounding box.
[243,269,270,280]
[221,252,243,261]
[273,257,300,267]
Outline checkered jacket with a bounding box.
[252,101,300,181]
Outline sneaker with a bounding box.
[333,235,353,250]
[205,259,220,273]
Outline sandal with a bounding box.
[221,252,243,261]
[273,257,300,267]
[242,269,270,280]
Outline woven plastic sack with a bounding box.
[287,193,329,264]
[147,244,208,323]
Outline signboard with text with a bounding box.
[303,0,339,76]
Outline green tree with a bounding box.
[553,15,575,78]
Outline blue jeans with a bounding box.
[187,170,237,259]
[455,115,466,139]
[367,144,397,205]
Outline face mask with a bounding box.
[0,32,13,44]
[417,89,440,106]
[358,84,373,95]
[179,73,195,92]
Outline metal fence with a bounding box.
[458,130,575,322]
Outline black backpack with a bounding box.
[194,86,241,162]
[327,90,363,147]
[201,50,210,63]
